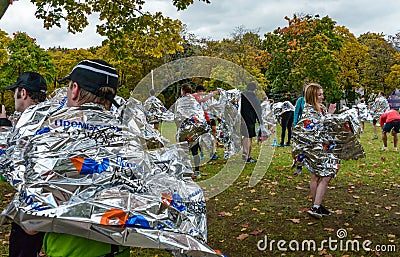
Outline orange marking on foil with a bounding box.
[70,156,84,174]
[100,209,128,226]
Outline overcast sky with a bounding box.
[0,0,399,49]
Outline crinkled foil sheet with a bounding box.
[174,96,210,148]
[0,89,221,256]
[292,105,365,177]
[144,96,174,124]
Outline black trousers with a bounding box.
[280,111,294,144]
[9,222,44,257]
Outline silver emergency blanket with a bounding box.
[174,95,210,147]
[272,101,295,117]
[292,105,365,177]
[356,102,372,122]
[272,101,294,124]
[206,89,242,157]
[339,108,361,135]
[144,96,174,124]
[0,100,221,256]
[258,99,276,140]
[370,96,390,120]
[119,97,169,150]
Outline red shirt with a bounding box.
[379,109,400,127]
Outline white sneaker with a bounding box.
[382,146,388,151]
[394,147,398,152]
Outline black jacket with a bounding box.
[240,90,262,125]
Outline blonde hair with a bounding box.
[305,83,322,112]
[75,86,116,110]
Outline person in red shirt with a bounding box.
[379,108,400,151]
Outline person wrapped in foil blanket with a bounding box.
[292,104,365,177]
[0,90,222,257]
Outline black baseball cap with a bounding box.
[5,72,47,93]
[58,59,118,97]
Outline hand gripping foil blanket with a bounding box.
[0,101,222,256]
[292,105,365,177]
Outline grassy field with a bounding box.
[0,122,399,257]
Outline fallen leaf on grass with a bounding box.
[318,248,327,255]
[352,195,360,199]
[323,228,335,232]
[241,224,249,228]
[219,212,233,217]
[335,209,344,215]
[236,233,248,240]
[300,207,310,213]
[387,234,396,238]
[249,229,263,235]
[5,193,13,197]
[286,218,300,224]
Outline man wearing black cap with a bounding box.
[2,71,47,257]
[41,59,130,257]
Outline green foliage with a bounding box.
[358,32,399,96]
[263,14,343,103]
[0,32,56,107]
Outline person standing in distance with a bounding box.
[3,71,47,257]
[240,82,262,163]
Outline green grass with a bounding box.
[0,122,399,256]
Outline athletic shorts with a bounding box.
[241,122,256,138]
[383,120,400,133]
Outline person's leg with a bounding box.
[393,122,399,149]
[310,173,319,202]
[248,137,253,157]
[280,114,288,145]
[382,131,388,148]
[313,176,331,206]
[9,222,44,257]
[191,143,201,173]
[372,119,378,139]
[280,123,286,146]
[286,112,294,145]
[242,136,251,159]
